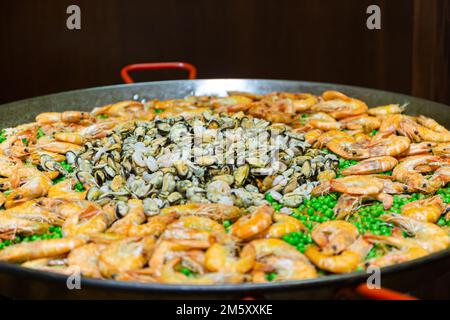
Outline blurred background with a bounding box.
[0,0,448,104]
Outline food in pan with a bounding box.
[0,90,449,284]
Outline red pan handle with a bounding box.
[355,284,418,300]
[120,62,197,83]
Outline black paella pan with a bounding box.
[0,79,449,299]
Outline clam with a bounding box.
[72,110,334,211]
[143,198,163,216]
[161,173,176,193]
[280,192,304,208]
[115,201,129,217]
[233,165,249,187]
[173,160,189,177]
[167,192,183,204]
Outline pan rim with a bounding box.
[0,78,449,293]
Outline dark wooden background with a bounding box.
[0,0,448,104]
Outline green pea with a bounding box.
[265,193,274,203]
[37,127,45,139]
[371,230,381,236]
[74,182,85,192]
[265,272,277,282]
[380,227,391,236]
[179,268,193,277]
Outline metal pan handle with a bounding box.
[355,284,418,300]
[120,62,197,83]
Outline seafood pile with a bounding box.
[0,90,449,284]
[73,113,337,214]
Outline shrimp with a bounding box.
[368,104,406,116]
[62,209,108,237]
[35,136,83,154]
[230,205,273,240]
[352,132,371,146]
[365,235,428,268]
[416,115,448,133]
[252,256,317,283]
[308,119,342,131]
[326,137,369,159]
[210,95,253,109]
[401,195,445,223]
[342,156,398,175]
[29,150,66,164]
[148,240,193,274]
[431,166,450,186]
[205,243,256,273]
[317,169,337,181]
[311,221,359,255]
[1,198,66,225]
[292,94,318,112]
[305,237,372,273]
[115,268,157,283]
[0,155,23,178]
[368,134,410,157]
[91,101,145,119]
[98,237,155,278]
[4,167,52,208]
[158,106,210,120]
[308,112,336,122]
[330,176,384,195]
[265,213,307,238]
[333,194,362,219]
[67,243,106,278]
[315,130,351,148]
[163,215,228,248]
[251,238,304,259]
[340,115,381,133]
[160,203,241,222]
[128,213,177,237]
[107,199,146,235]
[400,142,436,156]
[47,178,86,200]
[432,142,450,156]
[382,213,450,253]
[22,258,78,275]
[379,178,412,194]
[304,129,323,145]
[392,155,443,193]
[0,216,50,239]
[78,120,123,139]
[313,91,368,119]
[332,177,404,214]
[54,132,85,145]
[399,120,450,143]
[0,237,86,262]
[250,238,317,281]
[378,114,404,133]
[159,257,244,284]
[36,111,94,125]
